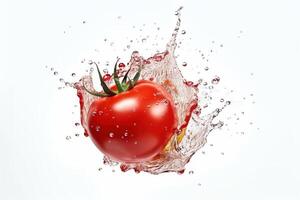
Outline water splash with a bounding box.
[74,7,228,174]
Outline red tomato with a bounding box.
[87,80,178,163]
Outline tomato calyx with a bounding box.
[83,58,141,97]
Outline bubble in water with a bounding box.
[75,133,80,137]
[75,122,80,127]
[204,66,209,71]
[71,73,76,77]
[59,78,64,82]
[188,170,194,175]
[54,71,58,76]
[181,30,186,34]
[211,76,220,84]
[226,101,231,105]
[182,62,187,67]
[220,98,224,102]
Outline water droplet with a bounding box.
[124,132,129,137]
[134,141,138,145]
[91,111,97,116]
[109,132,114,138]
[98,111,103,115]
[211,76,220,84]
[204,66,209,71]
[103,74,112,81]
[75,122,80,127]
[88,60,93,65]
[133,122,137,126]
[118,63,125,69]
[82,20,86,24]
[59,78,64,82]
[126,45,130,49]
[226,101,231,105]
[50,67,54,71]
[75,133,80,137]
[95,126,101,132]
[182,62,187,67]
[54,71,58,76]
[220,98,224,102]
[98,167,102,171]
[66,136,71,140]
[71,73,76,77]
[116,125,119,128]
[188,170,194,175]
[181,30,186,34]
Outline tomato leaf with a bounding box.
[132,66,141,85]
[113,58,125,93]
[122,67,131,85]
[94,62,116,96]
[82,79,110,97]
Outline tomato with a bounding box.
[87,80,178,163]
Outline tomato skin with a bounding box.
[87,80,178,163]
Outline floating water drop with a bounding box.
[66,136,71,140]
[211,76,220,84]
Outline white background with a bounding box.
[1,0,300,199]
